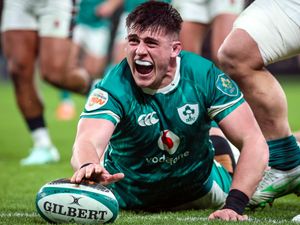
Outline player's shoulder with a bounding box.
[179,50,216,81]
[179,50,214,70]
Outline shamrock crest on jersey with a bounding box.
[216,73,238,96]
[177,104,199,125]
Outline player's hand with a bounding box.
[96,2,115,18]
[208,208,248,221]
[71,163,125,186]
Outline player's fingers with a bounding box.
[208,209,245,221]
[101,173,125,185]
[71,170,86,184]
[208,210,227,220]
[70,172,78,183]
[94,165,110,175]
[226,211,248,221]
[71,164,98,183]
[84,164,97,179]
[94,165,104,174]
[208,213,216,220]
[110,173,125,182]
[237,214,248,221]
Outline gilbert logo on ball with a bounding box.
[35,178,119,224]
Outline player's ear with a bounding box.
[171,41,182,57]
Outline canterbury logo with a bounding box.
[138,112,159,127]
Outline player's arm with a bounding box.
[70,118,124,185]
[96,0,123,18]
[209,102,268,220]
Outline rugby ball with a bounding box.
[35,178,119,224]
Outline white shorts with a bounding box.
[1,0,72,38]
[233,0,300,65]
[73,24,111,57]
[171,0,245,24]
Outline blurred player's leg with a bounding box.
[210,13,238,64]
[111,12,128,65]
[218,0,300,207]
[179,21,207,55]
[1,0,91,165]
[1,29,60,165]
[56,90,76,121]
[63,0,112,94]
[0,0,65,165]
[172,0,244,65]
[171,0,208,55]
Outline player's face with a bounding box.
[126,27,181,89]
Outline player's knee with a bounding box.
[42,72,63,86]
[218,48,251,83]
[41,66,65,87]
[218,44,239,72]
[8,61,31,84]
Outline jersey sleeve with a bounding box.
[206,64,245,123]
[80,59,134,124]
[80,86,123,125]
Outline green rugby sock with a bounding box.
[60,90,71,101]
[268,135,300,170]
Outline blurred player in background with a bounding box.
[70,2,268,220]
[1,0,92,165]
[171,0,244,64]
[56,0,77,121]
[56,0,122,121]
[217,0,300,210]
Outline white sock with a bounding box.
[31,127,52,148]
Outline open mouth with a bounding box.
[135,60,154,74]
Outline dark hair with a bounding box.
[126,1,182,38]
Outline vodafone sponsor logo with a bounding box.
[137,112,159,127]
[157,130,180,155]
[146,151,190,166]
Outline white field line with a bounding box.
[0,212,38,218]
[0,213,295,224]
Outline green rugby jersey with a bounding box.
[124,0,172,13]
[76,0,110,28]
[81,50,244,210]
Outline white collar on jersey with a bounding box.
[142,56,181,95]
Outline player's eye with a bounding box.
[146,41,157,48]
[128,37,139,45]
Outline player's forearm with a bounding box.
[107,0,123,10]
[222,137,268,215]
[71,140,102,171]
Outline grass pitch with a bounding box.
[0,76,300,225]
